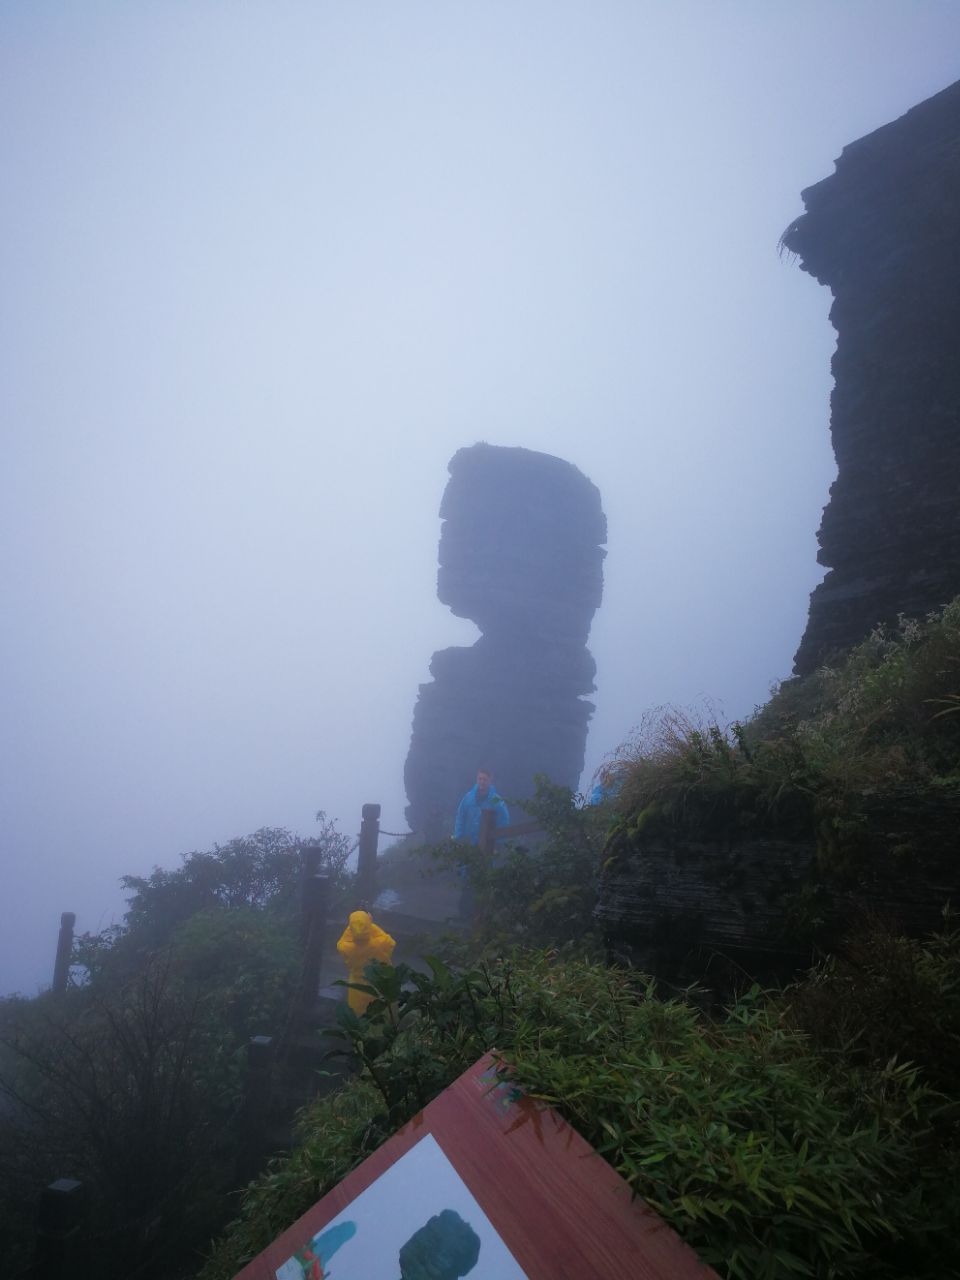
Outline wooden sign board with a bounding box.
[234,1053,717,1280]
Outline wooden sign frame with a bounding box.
[234,1053,716,1279]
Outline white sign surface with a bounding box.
[276,1131,528,1279]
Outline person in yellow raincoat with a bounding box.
[336,910,396,1014]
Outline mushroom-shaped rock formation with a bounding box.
[404,444,606,838]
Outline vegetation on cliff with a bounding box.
[592,600,960,966]
[606,599,960,862]
[200,602,960,1280]
[201,936,960,1280]
[6,608,960,1278]
[0,821,351,1278]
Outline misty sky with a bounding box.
[2,3,958,996]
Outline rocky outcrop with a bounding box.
[597,784,960,985]
[404,444,606,838]
[596,835,815,982]
[593,83,960,982]
[784,78,960,675]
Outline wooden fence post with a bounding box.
[32,1178,86,1278]
[301,873,330,1010]
[300,846,322,945]
[51,913,75,995]
[356,804,380,907]
[236,1036,274,1185]
[479,809,497,857]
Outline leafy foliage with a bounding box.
[201,950,960,1280]
[502,979,944,1280]
[199,1077,386,1279]
[12,607,960,1279]
[604,601,960,871]
[786,910,960,1097]
[116,818,351,955]
[429,776,609,948]
[0,934,294,1276]
[0,822,340,1277]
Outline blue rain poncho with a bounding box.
[453,784,510,844]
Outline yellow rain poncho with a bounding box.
[336,910,396,1014]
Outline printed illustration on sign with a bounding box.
[275,1132,527,1279]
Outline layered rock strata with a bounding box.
[595,82,960,983]
[596,784,960,986]
[404,444,606,838]
[783,78,960,674]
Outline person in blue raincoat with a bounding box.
[589,762,625,806]
[453,767,510,843]
[453,768,509,920]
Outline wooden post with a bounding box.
[479,809,497,857]
[52,913,75,995]
[236,1036,274,1185]
[356,803,380,908]
[301,873,330,1010]
[300,846,322,944]
[32,1178,85,1278]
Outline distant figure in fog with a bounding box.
[589,762,625,806]
[453,767,509,922]
[453,768,509,844]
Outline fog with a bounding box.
[2,2,957,996]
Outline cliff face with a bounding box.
[593,82,960,982]
[784,79,960,675]
[596,787,960,986]
[404,444,606,837]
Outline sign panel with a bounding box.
[235,1054,716,1280]
[275,1133,526,1279]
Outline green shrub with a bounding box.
[786,912,960,1098]
[202,951,958,1280]
[429,776,609,948]
[604,601,960,876]
[116,820,352,956]
[0,889,303,1275]
[198,1077,385,1280]
[169,907,300,1046]
[503,982,947,1279]
[0,952,255,1276]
